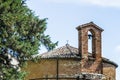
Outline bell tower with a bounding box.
[76,22,104,73]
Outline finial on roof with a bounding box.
[66,40,69,46]
[90,21,94,24]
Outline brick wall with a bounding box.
[76,23,103,74]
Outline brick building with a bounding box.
[24,22,118,80]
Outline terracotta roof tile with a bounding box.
[40,44,80,58]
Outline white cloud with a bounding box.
[44,0,120,8]
[82,0,120,7]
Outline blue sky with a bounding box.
[26,0,120,79]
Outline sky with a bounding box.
[26,0,120,79]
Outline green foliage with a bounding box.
[0,0,58,79]
[0,65,27,80]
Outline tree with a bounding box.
[0,0,58,79]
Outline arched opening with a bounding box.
[88,31,93,53]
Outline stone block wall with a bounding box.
[103,62,116,80]
[24,58,81,80]
[23,58,116,80]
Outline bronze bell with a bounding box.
[88,34,92,39]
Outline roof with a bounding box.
[76,22,104,31]
[40,44,118,67]
[41,44,80,59]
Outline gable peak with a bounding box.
[76,22,104,31]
